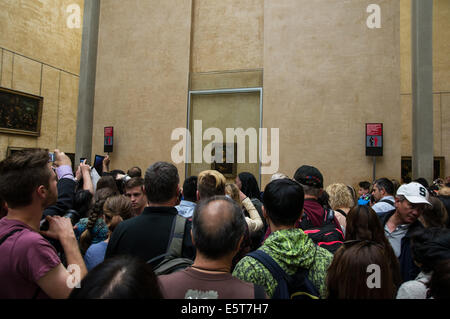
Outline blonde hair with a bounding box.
[326,183,355,210]
[197,170,226,198]
[225,183,241,206]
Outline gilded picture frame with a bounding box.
[0,87,43,137]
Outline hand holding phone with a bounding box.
[53,149,72,167]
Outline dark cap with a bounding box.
[293,165,324,189]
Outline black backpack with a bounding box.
[247,249,320,299]
[299,209,344,254]
[147,214,193,275]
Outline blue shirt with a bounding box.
[84,241,108,271]
[175,200,196,218]
[358,194,371,206]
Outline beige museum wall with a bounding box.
[91,0,192,177]
[262,0,401,189]
[400,0,450,178]
[94,0,401,189]
[0,0,83,160]
[94,0,450,188]
[191,0,263,73]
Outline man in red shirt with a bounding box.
[0,149,87,298]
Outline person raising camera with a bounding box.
[0,149,87,298]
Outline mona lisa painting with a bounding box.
[211,143,237,178]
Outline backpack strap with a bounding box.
[146,214,186,265]
[379,198,395,207]
[167,214,186,257]
[247,250,290,299]
[253,284,267,299]
[0,229,24,246]
[335,209,347,218]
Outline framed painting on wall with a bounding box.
[211,143,237,178]
[6,146,37,157]
[0,87,43,137]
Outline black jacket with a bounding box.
[41,178,77,219]
[437,195,450,228]
[105,206,195,264]
[378,210,423,283]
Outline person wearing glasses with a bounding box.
[378,182,432,283]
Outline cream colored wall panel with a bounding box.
[190,70,263,91]
[56,72,78,153]
[93,0,192,178]
[7,136,37,150]
[0,136,9,160]
[192,0,263,72]
[263,0,400,188]
[400,0,411,94]
[433,94,442,156]
[1,50,13,88]
[0,0,83,75]
[434,0,450,93]
[188,92,260,183]
[442,94,450,178]
[37,66,60,150]
[11,55,41,96]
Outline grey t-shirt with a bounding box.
[158,267,262,299]
[384,223,409,257]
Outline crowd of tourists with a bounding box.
[0,148,449,299]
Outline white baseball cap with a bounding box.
[396,182,432,206]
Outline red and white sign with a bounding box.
[104,126,114,152]
[366,123,382,136]
[366,123,383,156]
[104,127,113,137]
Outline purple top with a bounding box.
[56,165,75,181]
[0,218,61,298]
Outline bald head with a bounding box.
[192,196,246,259]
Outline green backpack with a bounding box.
[148,215,193,276]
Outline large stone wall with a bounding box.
[0,0,83,158]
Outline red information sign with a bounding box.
[104,126,113,152]
[104,127,113,137]
[366,123,383,156]
[366,123,382,136]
